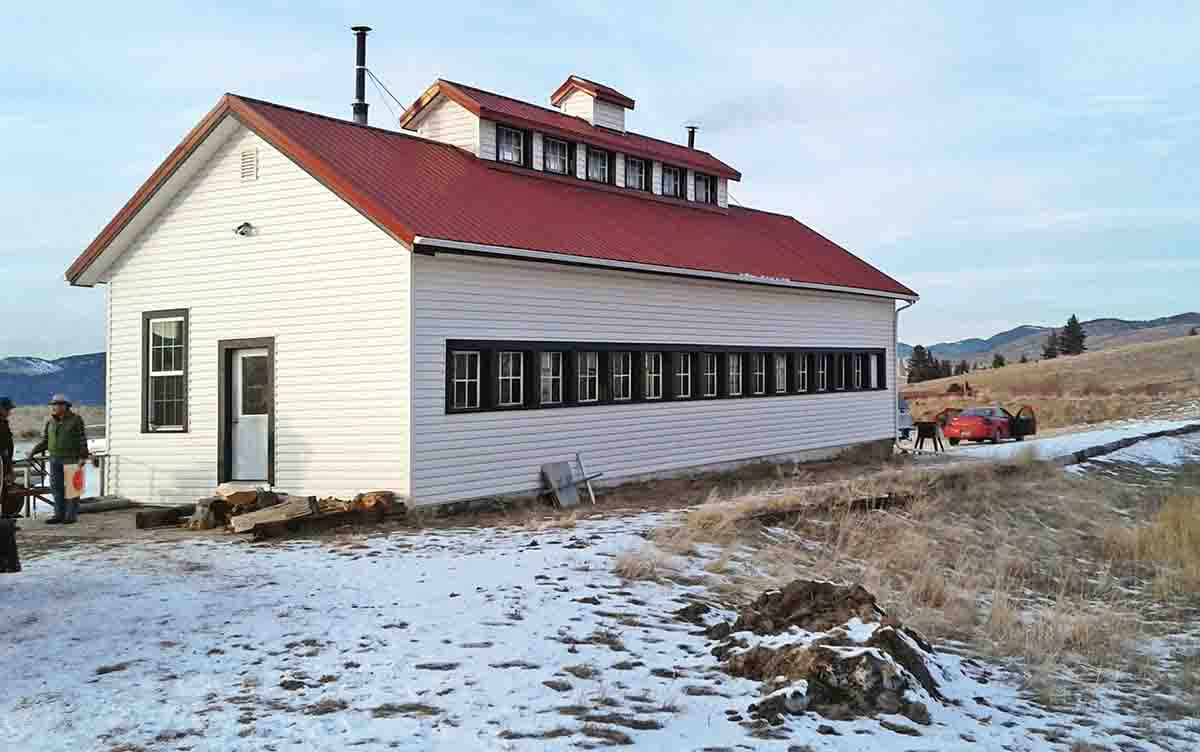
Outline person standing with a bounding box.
[0,397,16,519]
[28,394,89,525]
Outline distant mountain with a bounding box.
[0,353,105,405]
[899,313,1200,364]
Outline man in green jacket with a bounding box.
[29,394,89,524]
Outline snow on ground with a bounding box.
[4,514,1195,751]
[1068,434,1200,477]
[956,418,1199,462]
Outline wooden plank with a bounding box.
[230,495,317,534]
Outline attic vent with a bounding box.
[239,149,258,181]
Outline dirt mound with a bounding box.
[730,580,883,635]
[711,580,941,727]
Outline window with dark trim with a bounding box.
[694,172,717,204]
[625,157,648,191]
[540,351,563,404]
[444,341,887,413]
[674,353,692,398]
[450,350,481,409]
[611,351,632,400]
[143,309,189,432]
[543,136,569,174]
[587,146,614,184]
[497,126,526,166]
[662,165,684,198]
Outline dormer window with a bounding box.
[694,173,717,205]
[497,126,526,165]
[625,157,648,191]
[662,165,684,198]
[586,146,613,184]
[543,137,570,174]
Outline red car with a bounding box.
[944,405,1036,445]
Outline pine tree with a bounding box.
[1019,353,1029,364]
[1061,315,1087,355]
[1190,327,1198,336]
[1043,329,1060,359]
[992,353,1006,368]
[908,346,931,383]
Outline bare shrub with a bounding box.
[613,547,668,582]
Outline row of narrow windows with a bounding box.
[496,125,718,204]
[447,342,887,413]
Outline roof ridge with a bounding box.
[439,80,723,161]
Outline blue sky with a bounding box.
[2,2,1197,357]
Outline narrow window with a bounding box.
[577,352,599,402]
[611,351,632,401]
[674,353,692,398]
[728,355,743,396]
[694,173,716,204]
[497,126,525,165]
[703,353,718,397]
[450,350,481,409]
[817,354,828,392]
[853,353,864,390]
[540,352,563,404]
[625,157,646,190]
[798,354,809,392]
[774,353,788,394]
[145,314,187,430]
[587,147,610,183]
[751,353,766,394]
[498,351,524,406]
[644,352,663,399]
[543,137,569,174]
[662,165,682,198]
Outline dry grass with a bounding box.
[1101,491,1200,597]
[7,405,105,440]
[904,335,1200,429]
[613,547,669,582]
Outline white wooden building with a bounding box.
[67,73,917,507]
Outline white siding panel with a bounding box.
[532,132,544,171]
[685,168,695,201]
[593,100,626,131]
[411,255,896,505]
[575,142,586,179]
[479,119,497,161]
[718,178,729,208]
[105,123,411,505]
[615,153,625,187]
[559,90,594,122]
[651,161,662,194]
[415,95,479,155]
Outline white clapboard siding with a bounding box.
[652,161,662,195]
[575,142,586,179]
[411,254,896,505]
[593,100,626,131]
[103,123,411,505]
[414,95,479,155]
[478,119,497,162]
[614,153,626,187]
[718,178,729,208]
[558,90,594,122]
[685,169,695,201]
[532,132,544,171]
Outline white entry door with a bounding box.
[231,348,270,481]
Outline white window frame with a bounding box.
[853,354,864,390]
[540,351,563,404]
[728,355,743,396]
[798,354,809,392]
[835,354,847,391]
[774,354,788,394]
[817,354,828,392]
[578,352,599,402]
[662,165,681,197]
[586,147,609,182]
[625,157,646,190]
[611,351,632,401]
[498,351,524,406]
[870,353,881,389]
[644,352,663,400]
[751,353,767,395]
[450,350,481,410]
[498,126,524,165]
[703,353,718,397]
[543,137,569,174]
[674,353,692,398]
[147,315,187,430]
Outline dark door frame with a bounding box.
[217,337,276,485]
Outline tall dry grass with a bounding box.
[1102,492,1200,598]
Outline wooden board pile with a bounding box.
[181,484,399,536]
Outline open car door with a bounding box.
[1013,405,1037,440]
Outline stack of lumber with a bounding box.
[230,491,396,535]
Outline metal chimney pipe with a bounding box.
[351,25,371,125]
[686,125,698,149]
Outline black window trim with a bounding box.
[141,308,190,434]
[694,171,718,205]
[625,156,650,192]
[495,124,532,168]
[445,340,888,414]
[542,135,571,175]
[586,145,616,184]
[661,163,685,198]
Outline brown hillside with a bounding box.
[903,335,1200,429]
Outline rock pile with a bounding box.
[706,580,945,727]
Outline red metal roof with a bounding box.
[402,79,741,181]
[68,94,916,299]
[550,75,636,109]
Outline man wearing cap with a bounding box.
[28,394,89,525]
[0,397,15,519]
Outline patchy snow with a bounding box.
[2,514,1196,751]
[956,419,1199,462]
[1069,434,1200,475]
